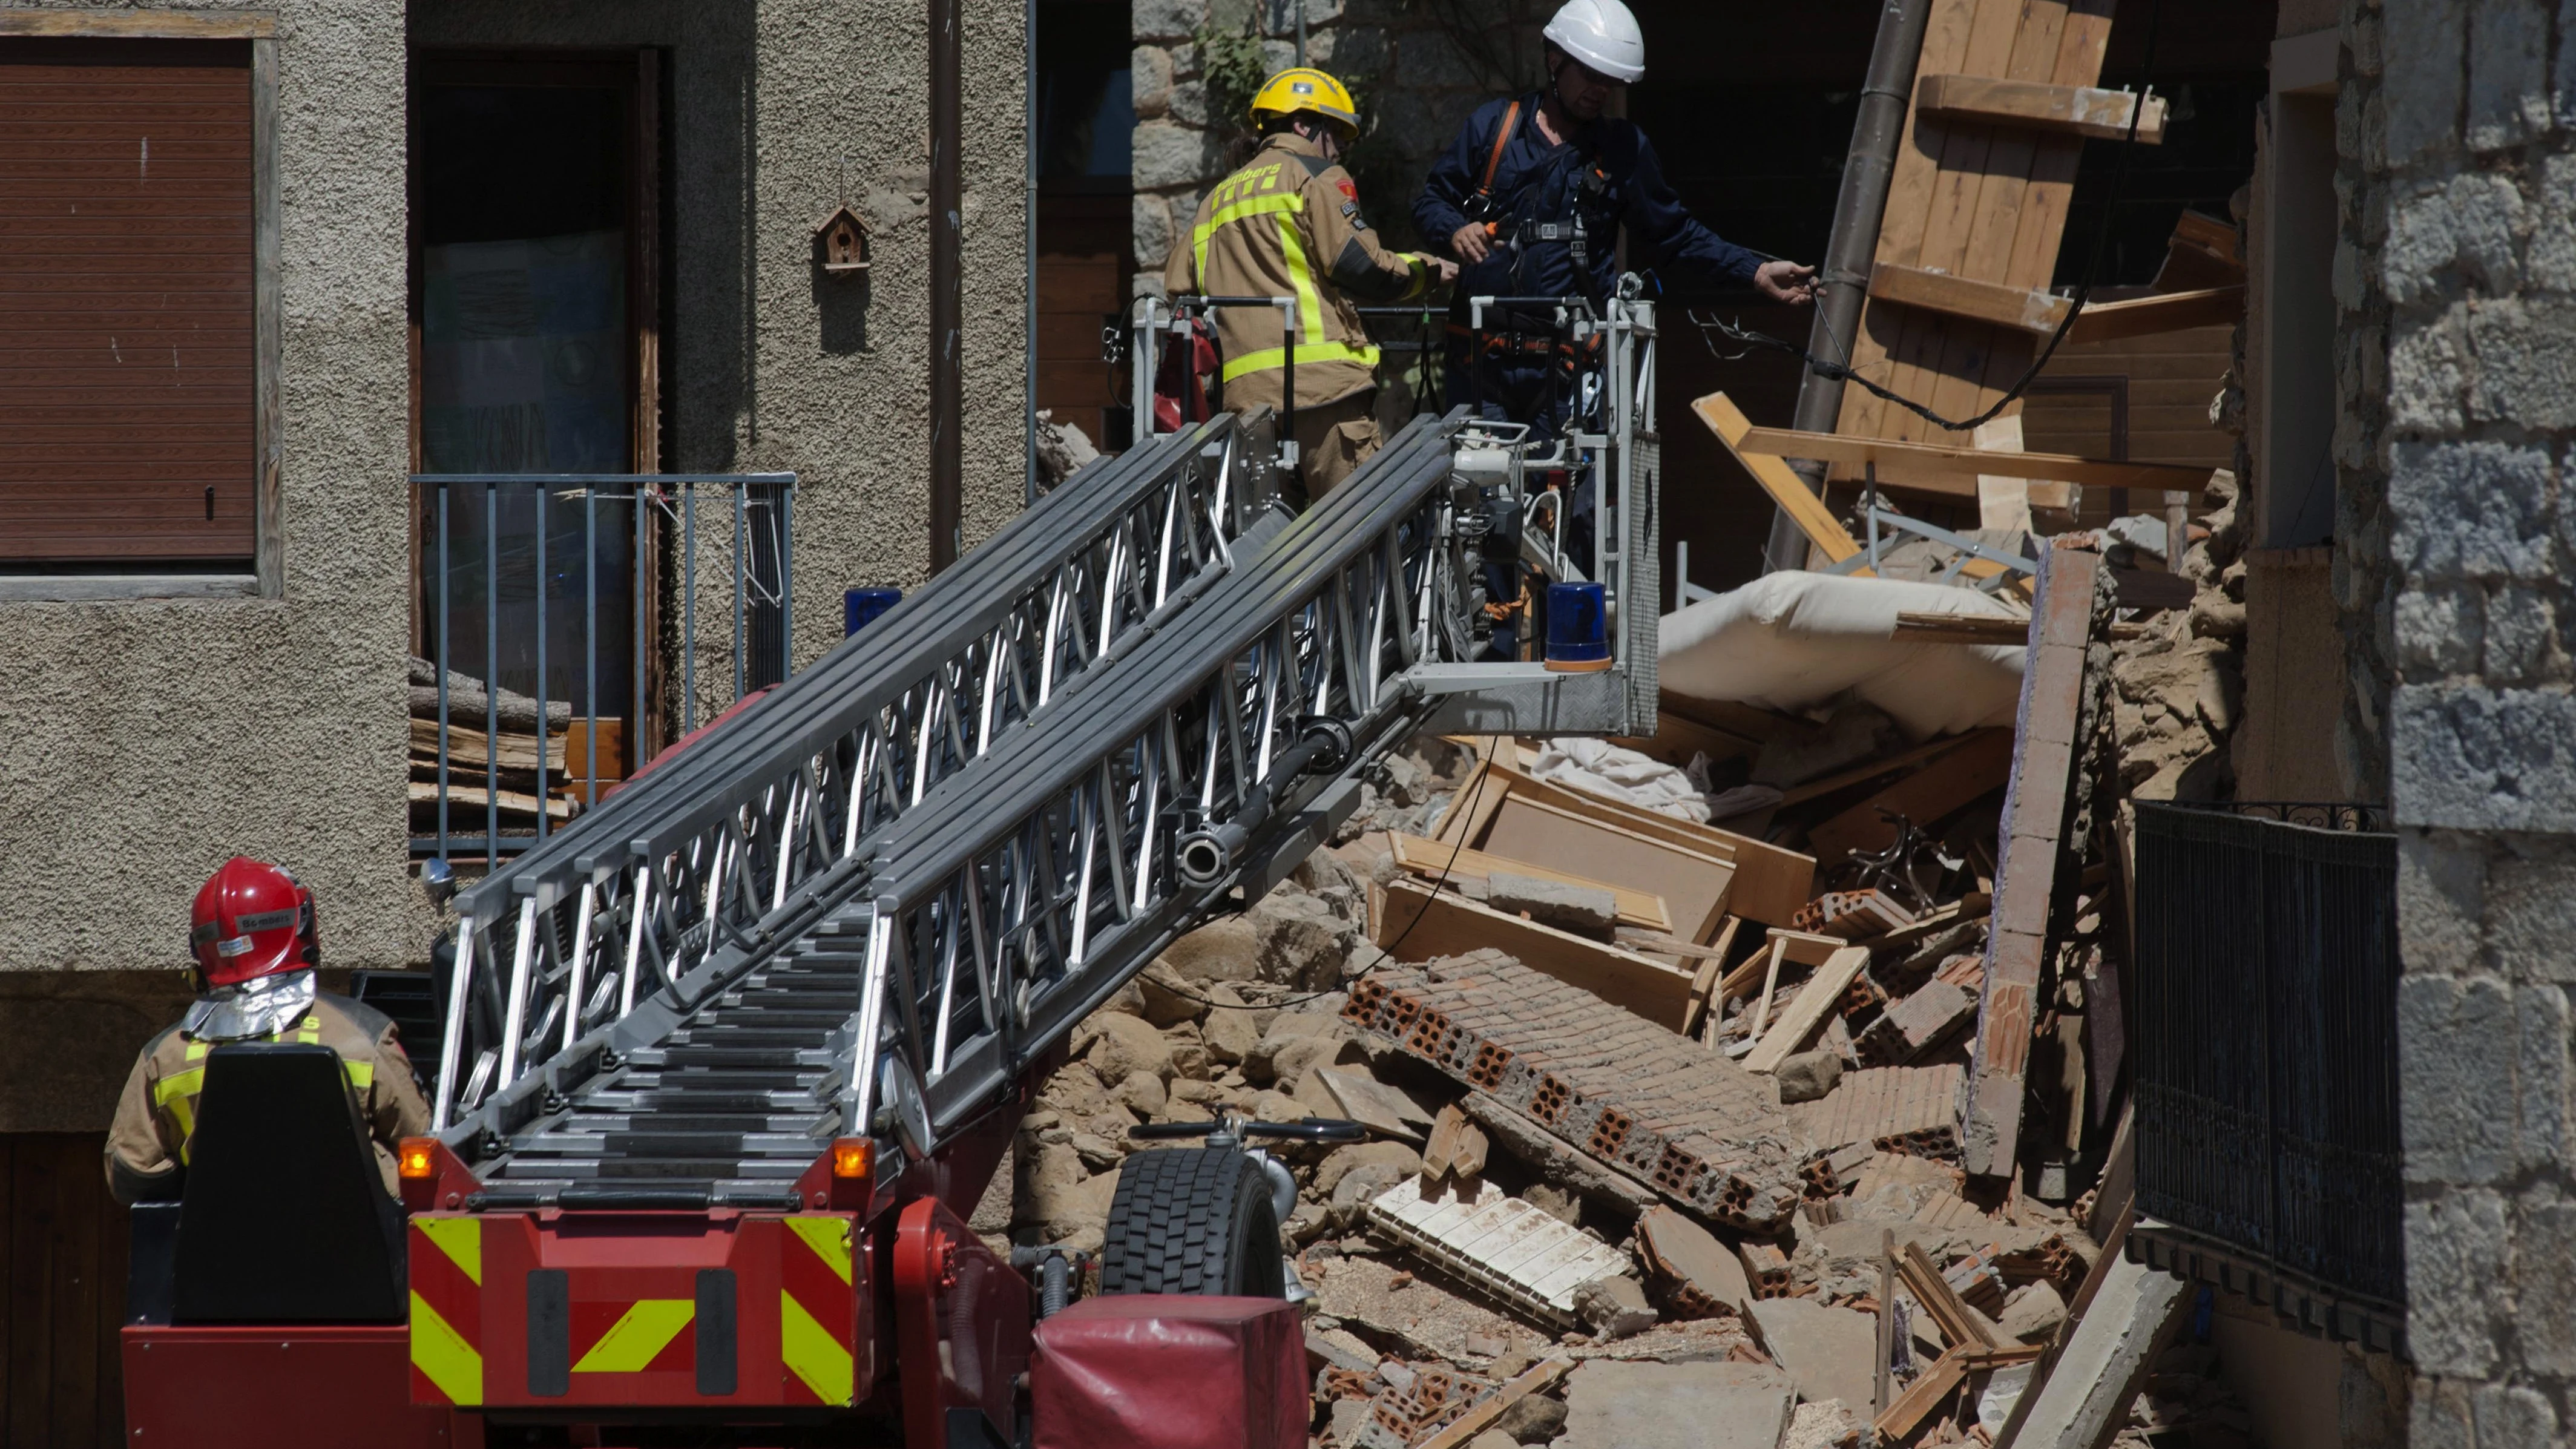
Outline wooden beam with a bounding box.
[0,7,275,35]
[2065,286,2246,344]
[1414,1358,1576,1449]
[1691,393,1870,574]
[1808,728,2017,863]
[1371,879,1700,1031]
[1875,1347,1968,1440]
[252,36,283,596]
[1868,262,2072,333]
[1738,423,2207,494]
[1763,928,1850,968]
[1915,73,2168,143]
[1900,1240,2002,1352]
[1744,946,1871,1073]
[1777,729,2012,807]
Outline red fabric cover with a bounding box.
[1032,1295,1307,1449]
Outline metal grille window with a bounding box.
[2131,801,2402,1349]
[0,37,260,566]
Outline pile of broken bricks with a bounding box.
[995,537,2214,1448]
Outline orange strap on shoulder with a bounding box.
[1475,100,1522,203]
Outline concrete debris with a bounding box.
[1787,1064,1966,1161]
[1484,869,1621,935]
[1775,1050,1843,1105]
[1571,1275,1658,1340]
[1634,1206,1755,1322]
[1563,1359,1796,1449]
[1746,1298,1878,1408]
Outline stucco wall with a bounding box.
[1131,0,1551,281]
[0,0,1027,1126]
[2356,0,2576,1437]
[0,0,424,995]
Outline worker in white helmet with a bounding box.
[1414,0,1816,442]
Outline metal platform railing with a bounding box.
[411,473,795,861]
[429,420,1257,1134]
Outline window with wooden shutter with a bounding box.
[0,38,255,566]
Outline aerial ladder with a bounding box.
[120,293,1661,1448]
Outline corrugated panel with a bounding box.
[1364,1177,1630,1326]
[0,38,254,563]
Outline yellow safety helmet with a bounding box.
[1249,67,1359,140]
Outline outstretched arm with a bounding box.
[1623,129,1813,303]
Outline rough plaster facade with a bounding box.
[1130,0,1551,280]
[0,0,1027,1131]
[2356,0,2576,1438]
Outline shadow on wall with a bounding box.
[0,990,190,1134]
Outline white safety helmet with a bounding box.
[1543,0,1646,85]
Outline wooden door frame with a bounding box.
[402,45,668,773]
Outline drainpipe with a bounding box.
[1024,0,1040,507]
[930,0,964,571]
[1761,0,1933,576]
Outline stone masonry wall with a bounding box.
[1131,0,1550,286]
[2364,0,2576,1439]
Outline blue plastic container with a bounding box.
[844,587,902,637]
[1543,581,1611,671]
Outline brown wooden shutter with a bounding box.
[0,38,255,565]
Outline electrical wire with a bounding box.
[1685,0,2165,435]
[1155,737,1501,1013]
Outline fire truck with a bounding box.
[117,295,1659,1447]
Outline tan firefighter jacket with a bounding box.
[105,990,432,1204]
[1164,131,1438,415]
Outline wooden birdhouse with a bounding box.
[814,205,870,276]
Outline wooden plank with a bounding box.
[1737,422,2204,493]
[1868,261,2071,334]
[1681,915,1744,1039]
[1777,729,2014,808]
[0,1137,13,1444]
[1387,832,1674,933]
[1413,1358,1577,1449]
[1743,938,1790,1045]
[2065,286,2247,345]
[1807,728,2018,862]
[0,7,277,36]
[1451,758,1819,930]
[1690,392,1870,573]
[1901,1240,2003,1351]
[1875,1346,1970,1438]
[1764,928,1848,968]
[1370,879,1699,1031]
[1914,72,2167,142]
[92,1142,126,1445]
[1479,797,1732,945]
[1891,612,2032,645]
[406,780,576,822]
[1745,946,1871,1073]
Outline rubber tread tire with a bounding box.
[1097,1146,1285,1298]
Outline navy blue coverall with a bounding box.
[1414,93,1768,439]
[1416,94,1768,653]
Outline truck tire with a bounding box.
[1097,1147,1286,1298]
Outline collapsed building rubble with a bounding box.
[1000,497,2247,1446]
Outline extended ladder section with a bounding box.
[432,301,1660,1200]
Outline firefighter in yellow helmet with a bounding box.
[1165,68,1457,499]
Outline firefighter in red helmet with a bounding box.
[105,857,431,1205]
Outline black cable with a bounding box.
[1687,0,2164,435]
[1157,737,1500,1013]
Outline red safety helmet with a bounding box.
[188,857,319,987]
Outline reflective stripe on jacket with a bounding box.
[1164,131,1434,413]
[105,991,432,1203]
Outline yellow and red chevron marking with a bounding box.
[573,1298,699,1376]
[407,1215,484,1406]
[779,1214,856,1405]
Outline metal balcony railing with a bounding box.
[410,473,796,861]
[2131,800,2403,1350]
